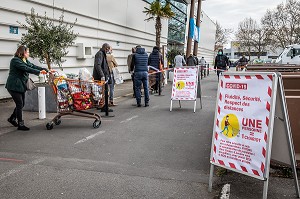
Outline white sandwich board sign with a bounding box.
[170,66,201,112]
[208,72,299,199]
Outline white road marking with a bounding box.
[220,183,230,199]
[120,115,138,123]
[74,131,105,145]
[0,158,45,181]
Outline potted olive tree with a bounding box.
[19,8,77,112]
[19,8,77,70]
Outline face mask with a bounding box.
[218,52,222,55]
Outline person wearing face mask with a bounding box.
[214,49,229,79]
[237,54,248,71]
[93,43,113,112]
[5,45,48,131]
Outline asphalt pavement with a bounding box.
[0,70,299,199]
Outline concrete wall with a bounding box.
[0,0,168,99]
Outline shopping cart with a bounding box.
[46,72,105,130]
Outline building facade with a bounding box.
[0,0,216,99]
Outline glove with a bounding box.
[226,66,229,70]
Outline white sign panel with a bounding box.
[171,67,198,101]
[211,74,274,179]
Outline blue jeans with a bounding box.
[109,74,114,102]
[134,71,149,105]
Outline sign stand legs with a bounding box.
[179,100,181,108]
[208,164,214,192]
[193,100,197,113]
[263,179,269,199]
[170,100,173,112]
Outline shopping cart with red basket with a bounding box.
[46,72,104,130]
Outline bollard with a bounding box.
[38,87,46,119]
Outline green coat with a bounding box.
[5,57,46,93]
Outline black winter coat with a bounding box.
[93,49,110,81]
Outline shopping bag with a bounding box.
[112,67,123,84]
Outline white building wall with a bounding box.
[0,0,168,99]
[198,12,216,65]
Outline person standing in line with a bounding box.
[148,46,163,93]
[127,47,136,98]
[199,56,207,76]
[131,45,149,107]
[186,53,197,66]
[174,52,186,67]
[214,49,229,79]
[5,45,48,131]
[93,43,113,112]
[106,46,118,106]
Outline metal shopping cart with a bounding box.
[46,72,105,130]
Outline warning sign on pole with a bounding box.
[208,72,299,199]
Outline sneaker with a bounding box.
[137,104,141,107]
[7,118,18,127]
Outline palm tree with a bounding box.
[143,0,174,48]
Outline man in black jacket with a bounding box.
[131,45,149,107]
[93,43,113,112]
[148,46,163,93]
[214,49,229,79]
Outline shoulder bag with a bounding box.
[26,78,36,91]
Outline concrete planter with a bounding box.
[23,84,57,113]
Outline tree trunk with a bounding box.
[45,53,51,70]
[155,16,161,48]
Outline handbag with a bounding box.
[26,78,36,91]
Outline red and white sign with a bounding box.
[211,74,274,178]
[171,67,198,100]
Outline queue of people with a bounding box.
[6,43,220,131]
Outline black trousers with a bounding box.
[8,90,25,122]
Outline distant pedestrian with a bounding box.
[127,47,137,98]
[186,53,197,66]
[199,57,206,66]
[6,45,48,131]
[237,54,248,71]
[174,52,186,67]
[106,46,118,106]
[93,43,113,112]
[199,56,207,77]
[131,45,149,107]
[148,46,163,93]
[214,49,229,79]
